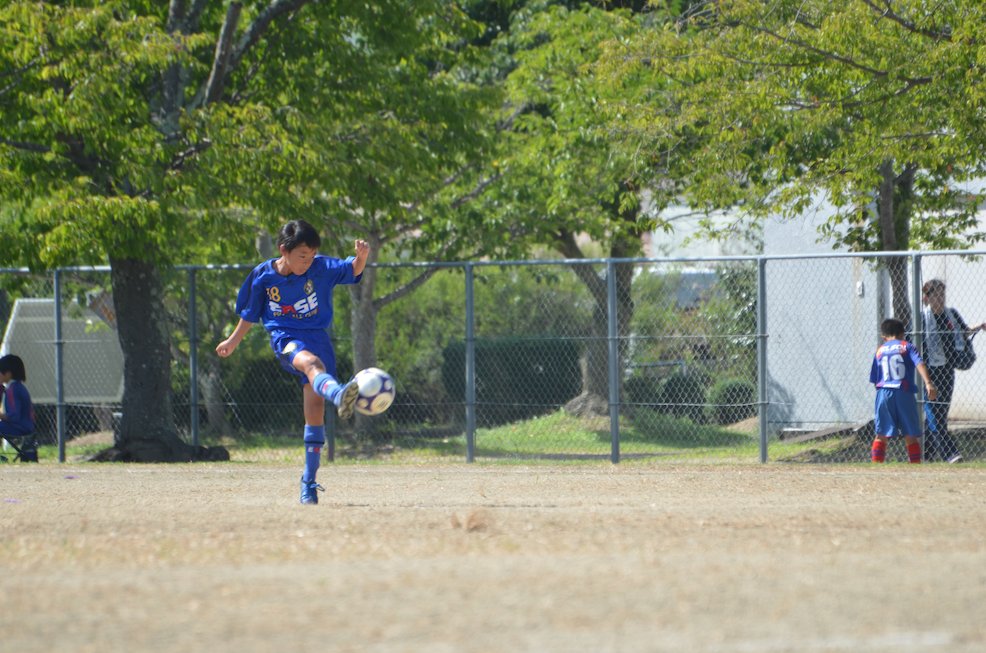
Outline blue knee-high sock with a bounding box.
[302,425,326,484]
[313,373,341,404]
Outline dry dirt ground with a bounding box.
[2,462,985,653]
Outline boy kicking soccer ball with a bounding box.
[216,219,369,504]
[869,318,937,463]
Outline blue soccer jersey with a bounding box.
[0,379,35,436]
[235,255,360,332]
[869,339,923,393]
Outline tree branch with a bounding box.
[0,137,50,153]
[168,138,214,171]
[451,172,502,209]
[554,228,591,262]
[373,266,442,310]
[747,23,889,79]
[371,237,491,311]
[860,0,952,41]
[160,1,190,136]
[779,75,933,112]
[497,102,531,131]
[877,159,898,250]
[192,0,312,110]
[166,0,185,32]
[739,19,934,88]
[1,57,44,98]
[187,0,210,29]
[229,0,312,73]
[203,1,243,106]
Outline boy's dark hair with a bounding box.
[0,354,27,381]
[881,318,905,339]
[277,219,321,252]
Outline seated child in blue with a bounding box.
[0,354,37,462]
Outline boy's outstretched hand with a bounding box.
[353,239,370,275]
[216,338,237,358]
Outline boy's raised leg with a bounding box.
[312,372,359,420]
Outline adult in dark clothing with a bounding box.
[920,279,986,463]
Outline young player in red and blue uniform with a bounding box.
[869,318,937,463]
[217,220,369,504]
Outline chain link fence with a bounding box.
[2,251,985,464]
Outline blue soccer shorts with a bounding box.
[268,328,336,386]
[874,387,921,437]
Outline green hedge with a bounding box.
[707,377,756,425]
[657,370,709,424]
[442,337,581,426]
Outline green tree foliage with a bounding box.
[696,263,758,380]
[475,4,678,409]
[627,263,757,418]
[614,1,986,320]
[0,1,496,459]
[367,262,592,428]
[496,4,660,242]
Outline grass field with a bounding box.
[2,460,985,653]
[32,407,986,466]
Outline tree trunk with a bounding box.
[887,255,910,325]
[100,257,227,462]
[582,272,610,399]
[342,232,443,436]
[563,245,637,416]
[351,267,378,372]
[877,160,915,326]
[349,250,382,434]
[201,359,231,435]
[573,261,635,396]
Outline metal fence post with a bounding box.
[326,321,335,462]
[187,268,200,447]
[465,263,476,463]
[911,253,925,462]
[53,269,66,463]
[607,260,620,464]
[757,257,768,463]
[911,253,924,342]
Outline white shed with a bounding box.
[0,298,124,404]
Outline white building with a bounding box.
[758,194,986,431]
[647,184,986,432]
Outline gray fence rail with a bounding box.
[2,250,985,464]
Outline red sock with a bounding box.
[907,441,922,464]
[871,439,887,463]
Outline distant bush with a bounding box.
[442,337,581,426]
[624,373,662,406]
[656,370,708,424]
[707,377,756,425]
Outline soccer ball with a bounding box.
[353,367,396,416]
